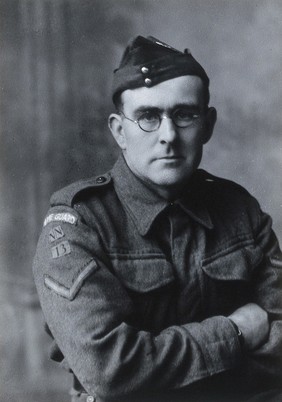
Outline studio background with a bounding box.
[0,0,281,401]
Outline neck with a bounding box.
[145,180,187,201]
[121,154,191,201]
[129,170,188,201]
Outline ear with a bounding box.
[108,113,127,150]
[201,107,217,144]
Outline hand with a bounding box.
[228,303,269,351]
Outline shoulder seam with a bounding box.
[50,173,111,207]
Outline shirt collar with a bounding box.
[111,155,213,236]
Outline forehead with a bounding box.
[121,75,205,113]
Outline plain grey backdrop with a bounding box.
[0,0,281,401]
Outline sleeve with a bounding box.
[249,211,282,370]
[247,207,282,385]
[33,205,242,400]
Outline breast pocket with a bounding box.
[110,254,176,331]
[201,243,263,316]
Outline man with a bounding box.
[33,36,282,402]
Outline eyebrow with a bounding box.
[132,103,201,117]
[133,106,160,116]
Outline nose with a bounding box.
[159,115,177,144]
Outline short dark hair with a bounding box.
[113,92,124,113]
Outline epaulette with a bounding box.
[50,173,111,207]
[189,169,218,188]
[196,169,252,199]
[196,169,226,184]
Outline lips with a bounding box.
[158,155,183,160]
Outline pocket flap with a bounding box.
[110,256,175,292]
[201,244,263,281]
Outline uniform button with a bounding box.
[96,176,106,184]
[141,66,149,74]
[144,78,152,86]
[87,396,95,402]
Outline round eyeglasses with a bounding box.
[120,108,203,133]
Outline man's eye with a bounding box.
[140,111,159,122]
[174,109,194,120]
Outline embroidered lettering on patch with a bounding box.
[49,225,65,243]
[44,213,77,227]
[51,241,71,259]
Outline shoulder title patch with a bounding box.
[44,212,77,227]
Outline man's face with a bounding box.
[109,75,216,196]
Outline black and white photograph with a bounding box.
[1,1,282,401]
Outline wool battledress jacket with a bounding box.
[33,155,282,402]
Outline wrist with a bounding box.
[229,319,245,349]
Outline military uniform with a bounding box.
[34,35,282,401]
[33,155,282,402]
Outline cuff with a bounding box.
[187,316,243,376]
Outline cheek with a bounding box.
[126,133,153,155]
[124,137,148,167]
[181,133,202,152]
[127,139,145,159]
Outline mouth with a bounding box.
[158,155,183,160]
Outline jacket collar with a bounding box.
[111,155,213,236]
